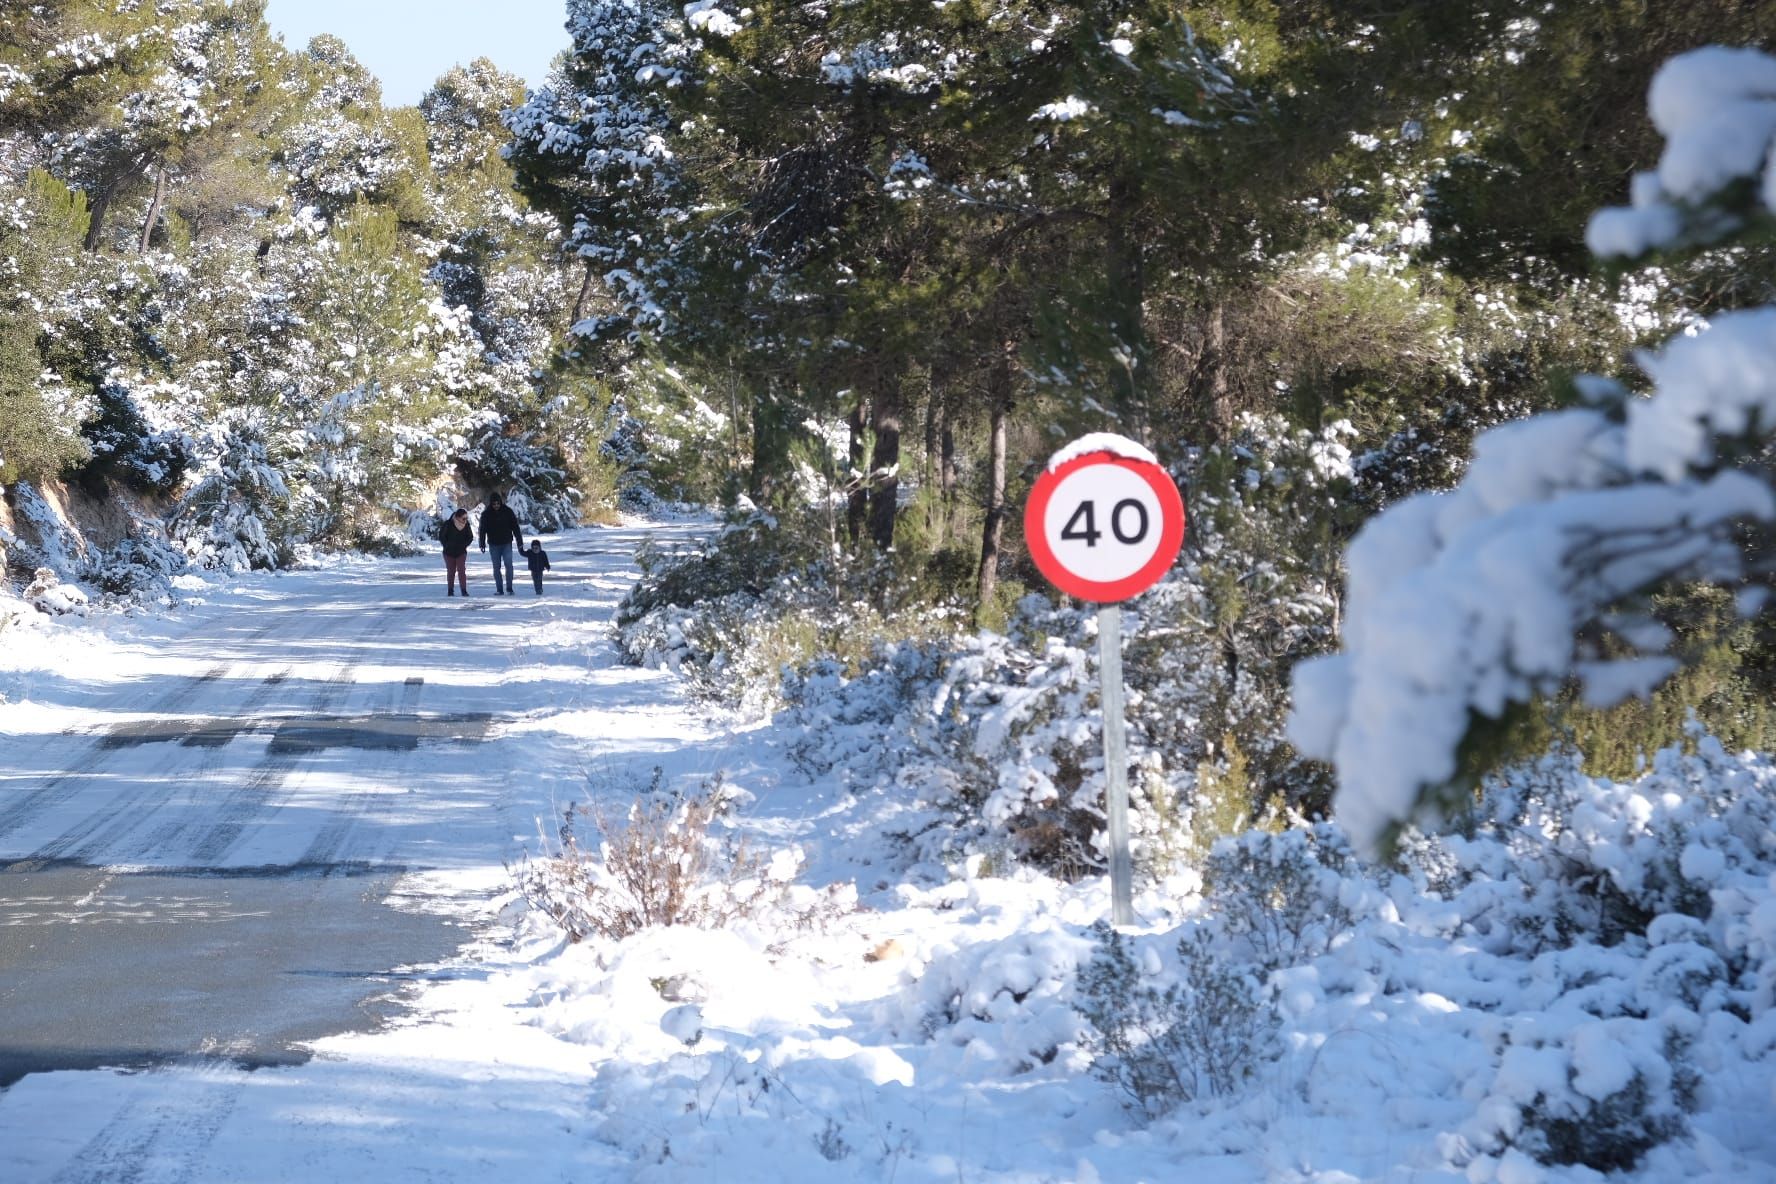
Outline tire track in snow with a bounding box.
[12,668,299,871]
[184,614,392,866]
[0,616,286,846]
[295,674,425,870]
[45,1060,242,1184]
[0,663,233,857]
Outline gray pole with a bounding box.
[1098,603,1134,926]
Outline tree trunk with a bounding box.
[846,394,869,543]
[940,407,956,504]
[923,382,942,541]
[1106,172,1149,444]
[867,372,902,552]
[569,258,597,328]
[749,382,793,507]
[724,363,745,500]
[1205,301,1233,440]
[83,189,112,252]
[976,342,1015,616]
[137,163,167,253]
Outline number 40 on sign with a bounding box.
[1023,435,1187,926]
[1025,434,1186,603]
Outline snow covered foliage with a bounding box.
[1290,48,1776,856]
[78,532,186,601]
[170,414,288,571]
[767,418,1354,878]
[617,507,956,717]
[80,379,193,494]
[1387,735,1776,1172]
[503,0,692,342]
[0,7,601,567]
[1076,922,1277,1113]
[23,566,89,616]
[1059,739,1776,1170]
[1585,47,1776,261]
[505,704,1776,1178]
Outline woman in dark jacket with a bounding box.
[440,508,474,596]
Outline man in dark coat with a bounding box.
[440,507,474,596]
[478,493,525,595]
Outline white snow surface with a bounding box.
[3,523,1775,1181]
[1045,432,1159,472]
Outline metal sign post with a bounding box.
[1022,436,1186,929]
[1097,603,1134,926]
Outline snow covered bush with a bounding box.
[1377,735,1776,1171]
[79,380,192,496]
[1075,826,1360,1114]
[1411,731,1776,963]
[1462,1006,1700,1172]
[1206,824,1358,974]
[170,413,290,571]
[24,566,89,616]
[514,775,845,942]
[619,508,957,715]
[1076,922,1277,1114]
[1290,46,1776,855]
[80,533,187,601]
[775,417,1354,880]
[1062,739,1764,1164]
[459,430,579,532]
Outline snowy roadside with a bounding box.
[3,520,1776,1183]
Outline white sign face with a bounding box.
[1041,462,1167,583]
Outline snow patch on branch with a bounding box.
[1031,96,1094,122]
[1046,433,1158,471]
[1586,47,1776,258]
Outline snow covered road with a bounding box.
[0,521,722,1180]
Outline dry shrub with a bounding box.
[514,777,844,942]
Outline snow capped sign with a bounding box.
[1024,436,1186,602]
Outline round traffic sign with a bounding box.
[1024,444,1185,602]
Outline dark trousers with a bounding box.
[444,552,468,593]
[531,572,544,595]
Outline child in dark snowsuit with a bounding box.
[525,540,551,595]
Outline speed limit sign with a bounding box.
[1024,437,1186,603]
[1024,434,1185,927]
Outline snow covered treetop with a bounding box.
[1290,46,1776,856]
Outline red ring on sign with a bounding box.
[1024,452,1186,603]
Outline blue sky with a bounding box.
[264,0,572,106]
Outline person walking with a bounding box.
[525,539,551,596]
[440,507,474,596]
[478,492,525,595]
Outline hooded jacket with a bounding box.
[440,517,475,557]
[478,503,524,548]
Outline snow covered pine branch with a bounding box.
[1289,47,1776,854]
